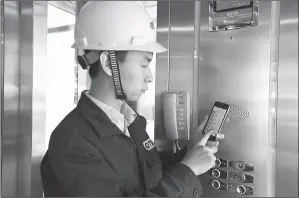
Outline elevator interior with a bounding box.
[0,1,298,197]
[154,1,298,197]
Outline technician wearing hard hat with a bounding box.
[40,1,224,197]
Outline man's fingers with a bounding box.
[206,140,219,147]
[204,146,218,154]
[198,129,214,146]
[216,133,224,140]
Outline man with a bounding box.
[40,1,224,197]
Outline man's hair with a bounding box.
[84,50,128,79]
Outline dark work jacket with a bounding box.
[40,92,203,197]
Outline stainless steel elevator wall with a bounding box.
[0,1,3,195]
[276,1,298,196]
[2,2,21,196]
[197,1,274,196]
[154,1,298,197]
[1,1,47,197]
[155,1,196,147]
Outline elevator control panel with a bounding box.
[215,158,228,168]
[228,172,254,183]
[210,180,255,195]
[229,161,255,171]
[236,184,254,195]
[210,168,254,183]
[210,168,228,179]
[211,179,228,190]
[208,158,255,195]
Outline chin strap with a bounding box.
[77,50,127,100]
[108,51,127,100]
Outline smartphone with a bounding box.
[203,102,230,141]
[162,91,191,140]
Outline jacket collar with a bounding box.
[76,91,145,138]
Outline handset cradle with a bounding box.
[162,91,191,152]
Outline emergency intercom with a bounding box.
[162,91,191,141]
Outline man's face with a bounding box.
[119,51,153,101]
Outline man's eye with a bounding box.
[141,65,148,68]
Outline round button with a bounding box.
[211,169,221,178]
[193,189,200,197]
[211,180,221,190]
[238,163,245,169]
[236,173,246,182]
[236,185,246,195]
[233,162,246,171]
[215,158,221,167]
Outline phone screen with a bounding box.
[203,102,230,140]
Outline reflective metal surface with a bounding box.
[155,1,196,144]
[168,1,195,131]
[31,1,47,197]
[2,1,20,196]
[1,1,47,196]
[197,1,274,196]
[155,1,170,142]
[155,3,298,195]
[276,1,298,197]
[0,1,3,195]
[267,2,280,197]
[154,0,297,196]
[193,1,201,131]
[18,2,34,196]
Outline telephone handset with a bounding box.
[162,91,191,141]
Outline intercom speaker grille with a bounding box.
[227,104,250,123]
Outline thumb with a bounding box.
[197,129,214,146]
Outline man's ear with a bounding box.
[99,51,112,76]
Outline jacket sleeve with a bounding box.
[150,146,203,198]
[158,145,188,171]
[48,136,203,197]
[146,162,203,198]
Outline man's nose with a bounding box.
[145,68,153,83]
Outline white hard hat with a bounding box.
[72,1,167,53]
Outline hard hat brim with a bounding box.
[71,41,167,53]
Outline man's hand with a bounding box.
[190,115,226,149]
[181,115,228,176]
[181,129,219,176]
